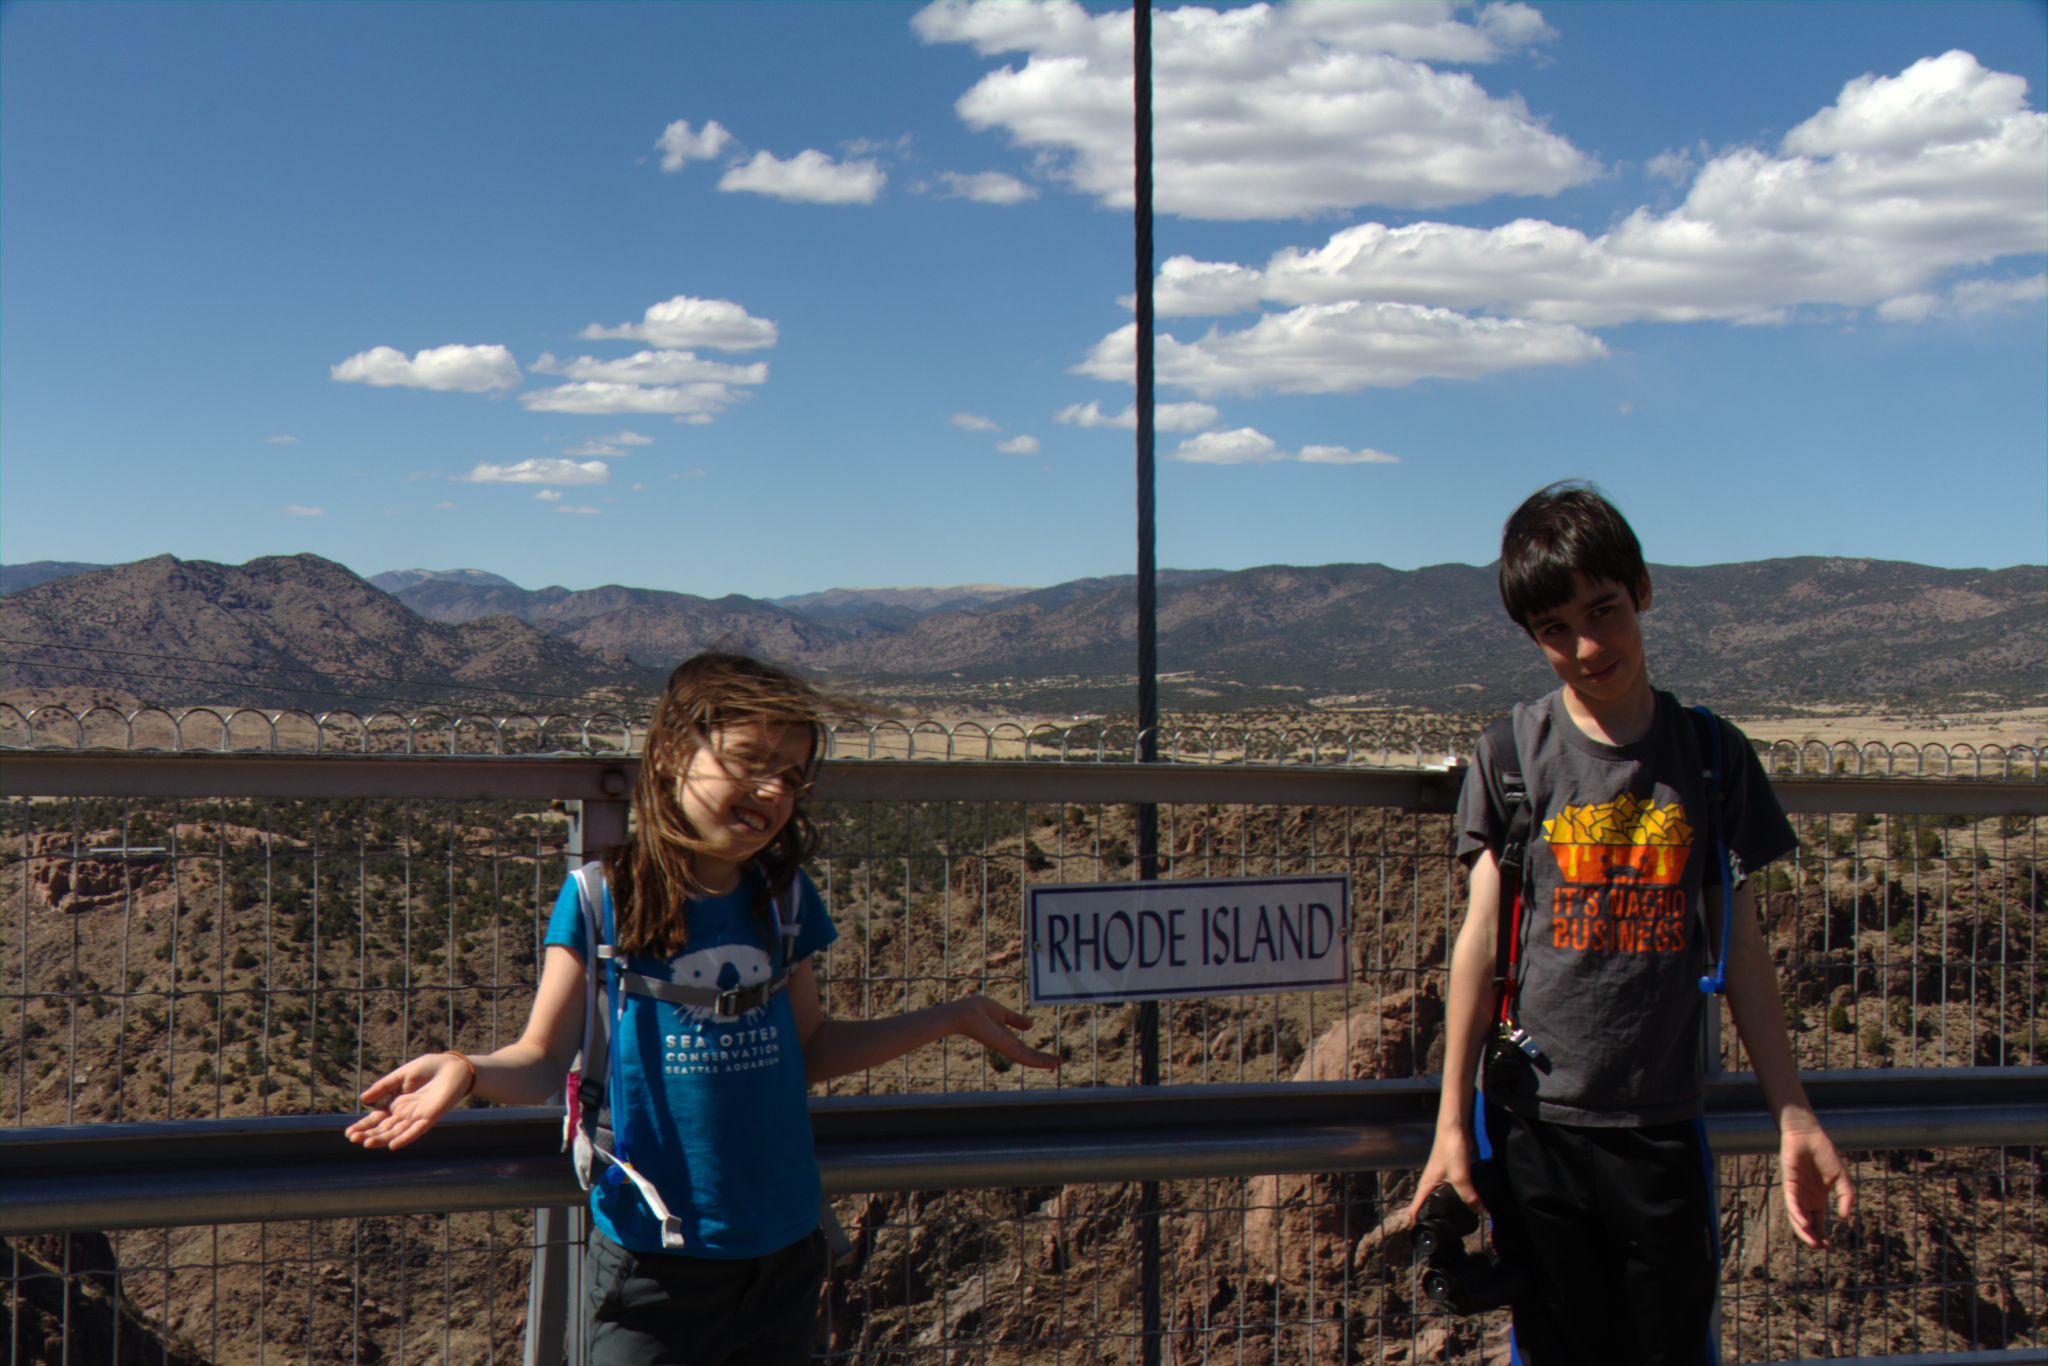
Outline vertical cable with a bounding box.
[1130,6,1164,1363]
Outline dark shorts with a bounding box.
[584,1228,828,1366]
[1481,1101,1720,1366]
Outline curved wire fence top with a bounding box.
[0,701,2042,777]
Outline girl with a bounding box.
[347,651,1056,1364]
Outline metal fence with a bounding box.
[2,707,2044,1365]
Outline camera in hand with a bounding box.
[1413,1177,1527,1316]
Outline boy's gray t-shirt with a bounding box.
[1456,689,1797,1126]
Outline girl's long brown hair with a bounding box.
[603,652,839,958]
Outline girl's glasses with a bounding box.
[697,730,819,799]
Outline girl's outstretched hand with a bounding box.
[345,1052,475,1151]
[951,996,1060,1070]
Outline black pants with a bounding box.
[1482,1102,1720,1366]
[585,1228,828,1365]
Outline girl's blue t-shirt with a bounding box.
[544,866,837,1258]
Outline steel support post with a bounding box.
[525,795,629,1366]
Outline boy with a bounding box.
[1409,482,1853,1364]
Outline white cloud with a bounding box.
[564,430,654,457]
[1645,145,1703,184]
[1165,428,1401,466]
[912,0,1590,220]
[330,343,521,393]
[845,132,916,157]
[581,296,777,351]
[996,434,1041,455]
[1079,304,1605,398]
[1882,271,2047,322]
[1950,272,2048,313]
[1876,292,1942,323]
[434,501,458,511]
[534,349,769,387]
[558,505,602,516]
[1169,429,1283,465]
[532,316,775,421]
[1784,50,2031,158]
[935,170,1037,204]
[283,504,326,516]
[521,382,751,417]
[1145,257,1267,317]
[464,458,609,486]
[1054,399,1220,432]
[656,119,733,171]
[719,149,886,204]
[1156,403,1219,433]
[1150,51,2047,330]
[1298,444,1399,465]
[264,434,299,445]
[535,489,563,502]
[1054,401,1115,428]
[949,411,1000,431]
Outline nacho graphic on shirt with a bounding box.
[1542,794,1694,954]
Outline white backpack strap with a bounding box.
[604,876,805,1021]
[616,969,784,1020]
[570,862,610,1073]
[604,1155,687,1250]
[563,862,609,1187]
[770,878,802,974]
[561,861,688,1250]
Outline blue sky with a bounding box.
[3,0,2043,600]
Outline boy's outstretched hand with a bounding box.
[1780,1117,1854,1249]
[1406,1125,1485,1227]
[950,996,1060,1070]
[344,1053,473,1151]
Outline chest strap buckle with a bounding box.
[714,984,768,1019]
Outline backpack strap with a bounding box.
[1690,705,1734,996]
[563,861,687,1249]
[558,865,808,1251]
[1482,716,1534,1023]
[611,878,803,1021]
[570,862,611,1087]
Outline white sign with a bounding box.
[1025,875,1350,1006]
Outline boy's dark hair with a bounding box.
[1498,481,1647,633]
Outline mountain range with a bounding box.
[3,554,2041,715]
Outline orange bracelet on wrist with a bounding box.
[444,1049,478,1099]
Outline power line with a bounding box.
[8,656,566,714]
[5,656,642,716]
[3,633,624,703]
[2,635,642,708]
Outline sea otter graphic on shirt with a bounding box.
[659,941,786,1078]
[543,869,840,1254]
[1541,793,1695,955]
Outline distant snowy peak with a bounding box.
[774,584,1033,613]
[0,561,109,596]
[369,568,522,593]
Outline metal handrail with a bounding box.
[4,751,2042,816]
[5,1069,2042,1236]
